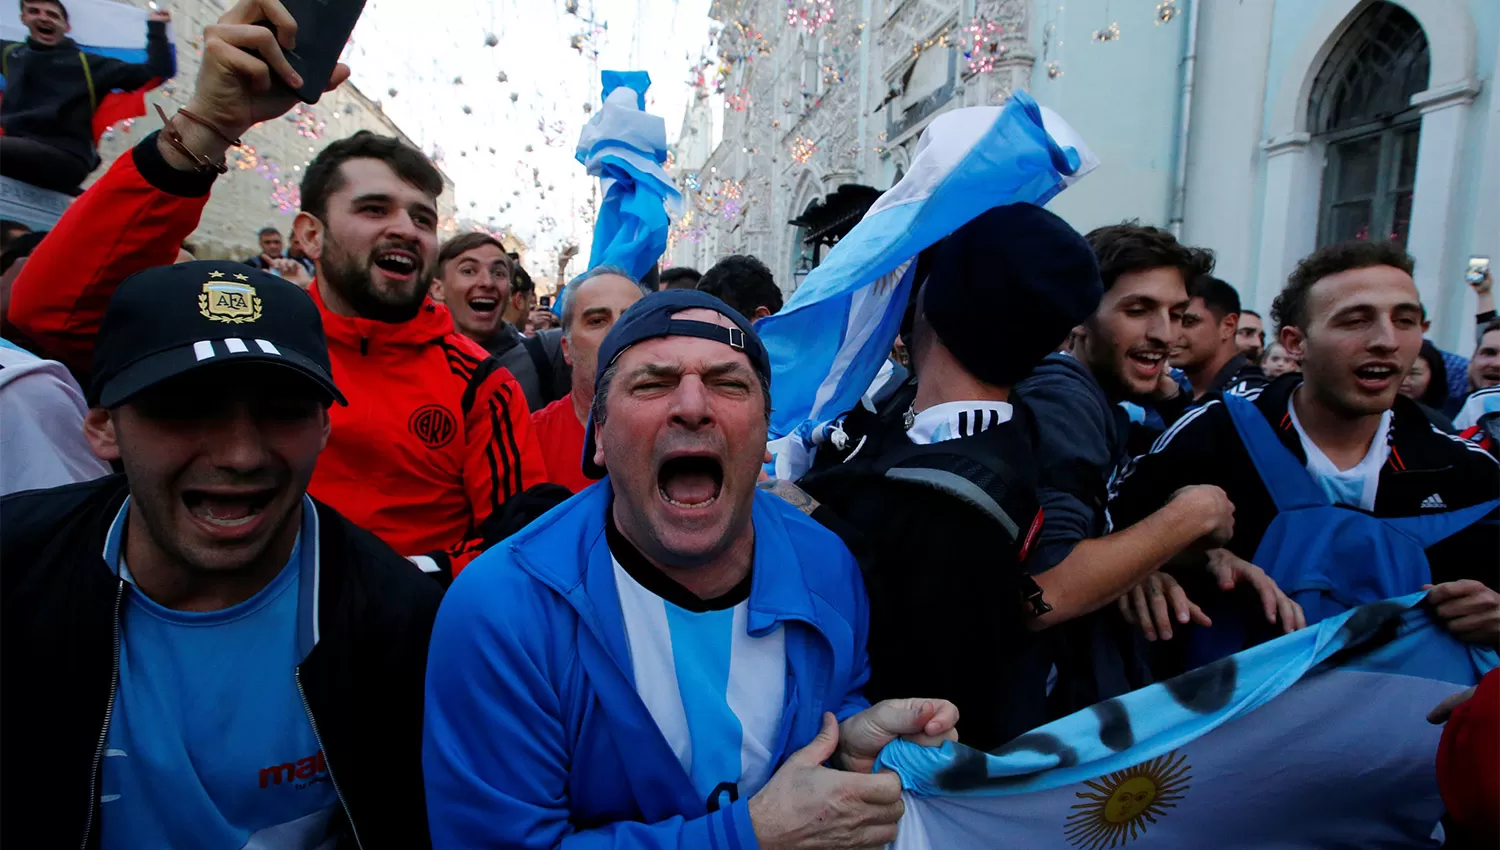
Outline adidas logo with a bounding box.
[1420,493,1447,510]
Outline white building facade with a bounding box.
[669,0,1497,353]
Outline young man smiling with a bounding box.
[1,262,442,848]
[430,232,569,410]
[7,0,546,576]
[0,0,175,192]
[1112,241,1500,651]
[1171,275,1266,402]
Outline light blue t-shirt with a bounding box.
[612,557,786,813]
[99,498,341,849]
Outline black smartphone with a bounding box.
[539,295,554,309]
[254,0,367,103]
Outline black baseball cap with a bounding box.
[89,261,346,408]
[582,289,771,479]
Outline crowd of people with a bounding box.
[1,0,1497,848]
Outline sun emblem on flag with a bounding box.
[1064,751,1191,849]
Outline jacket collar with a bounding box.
[1255,373,1442,468]
[309,280,457,352]
[25,36,77,51]
[1205,352,1256,395]
[101,494,324,660]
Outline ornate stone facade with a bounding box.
[669,0,1034,291]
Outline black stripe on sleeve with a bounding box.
[492,387,525,496]
[484,399,510,512]
[461,356,504,417]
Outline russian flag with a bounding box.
[758,91,1098,480]
[1,0,175,143]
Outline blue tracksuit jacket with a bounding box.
[422,480,872,848]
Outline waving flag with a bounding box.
[760,91,1097,480]
[575,70,682,284]
[1,0,175,143]
[877,593,1496,849]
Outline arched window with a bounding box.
[1309,2,1429,248]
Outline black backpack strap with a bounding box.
[521,334,553,402]
[882,466,1021,538]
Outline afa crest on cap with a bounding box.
[199,270,263,324]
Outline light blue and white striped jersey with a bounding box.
[611,549,786,813]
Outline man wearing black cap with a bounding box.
[0,262,442,849]
[794,203,1114,748]
[424,289,959,850]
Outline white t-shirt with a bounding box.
[907,400,1015,446]
[1287,391,1392,512]
[612,558,786,812]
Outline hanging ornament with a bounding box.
[488,147,496,154]
[484,32,499,47]
[496,70,509,83]
[565,0,578,13]
[388,87,398,97]
[583,102,592,113]
[1046,61,1064,79]
[785,0,836,35]
[1155,0,1179,25]
[790,136,818,164]
[1093,22,1120,42]
[524,144,534,152]
[460,105,472,114]
[452,75,464,85]
[510,92,519,103]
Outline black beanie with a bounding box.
[921,203,1102,387]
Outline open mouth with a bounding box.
[657,455,724,510]
[372,250,418,277]
[182,489,275,529]
[468,297,499,315]
[1127,349,1167,376]
[35,23,57,37]
[1354,364,1399,386]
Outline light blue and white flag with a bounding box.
[760,91,1097,480]
[1,0,176,140]
[877,593,1496,849]
[575,70,683,285]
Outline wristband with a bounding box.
[153,104,231,174]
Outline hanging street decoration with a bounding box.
[962,16,1006,74]
[785,0,836,34]
[1156,1,1180,25]
[789,136,818,164]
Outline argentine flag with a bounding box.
[575,70,683,286]
[760,91,1097,480]
[1,0,175,143]
[877,594,1495,849]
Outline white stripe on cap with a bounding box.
[255,339,280,355]
[224,338,249,353]
[193,340,215,361]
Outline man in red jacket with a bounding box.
[6,0,545,576]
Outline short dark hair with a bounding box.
[299,131,443,222]
[1479,317,1500,345]
[696,254,782,317]
[1187,275,1241,321]
[659,266,702,290]
[1241,308,1261,320]
[1414,340,1450,409]
[257,226,282,239]
[510,263,535,296]
[438,232,507,277]
[1272,240,1415,332]
[1085,222,1214,292]
[21,0,68,22]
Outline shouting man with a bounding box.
[424,290,959,848]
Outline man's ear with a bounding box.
[592,425,606,469]
[429,277,447,303]
[753,306,773,321]
[1281,325,1308,361]
[1222,312,1239,343]
[320,406,332,452]
[560,333,574,368]
[83,407,121,463]
[292,212,324,263]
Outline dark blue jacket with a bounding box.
[423,480,872,848]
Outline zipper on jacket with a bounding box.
[360,337,369,356]
[295,670,364,849]
[80,579,125,850]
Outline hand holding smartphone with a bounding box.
[252,0,367,103]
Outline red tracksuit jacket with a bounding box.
[6,135,546,574]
